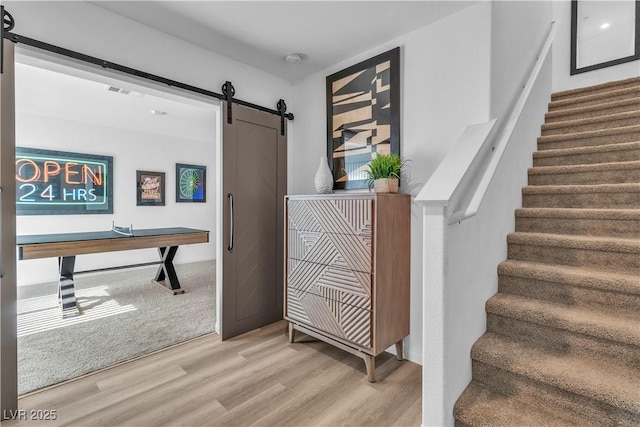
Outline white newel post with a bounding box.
[421,204,448,427]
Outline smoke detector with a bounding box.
[285,53,303,64]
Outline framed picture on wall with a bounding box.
[326,47,401,190]
[175,163,206,203]
[136,170,165,206]
[570,0,639,75]
[16,147,114,215]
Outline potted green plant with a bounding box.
[364,154,404,193]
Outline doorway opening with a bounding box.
[14,49,221,395]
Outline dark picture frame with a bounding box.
[570,0,640,75]
[136,170,165,206]
[175,163,206,203]
[326,47,401,190]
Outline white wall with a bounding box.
[444,0,552,409]
[417,2,553,425]
[442,56,552,427]
[289,2,493,365]
[552,0,640,91]
[491,1,554,119]
[16,111,217,285]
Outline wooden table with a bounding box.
[17,227,209,318]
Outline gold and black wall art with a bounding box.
[326,47,400,190]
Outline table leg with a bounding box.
[58,256,79,318]
[154,246,184,295]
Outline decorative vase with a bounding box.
[314,156,333,194]
[373,178,399,193]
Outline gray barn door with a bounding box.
[222,102,286,340]
[0,39,17,418]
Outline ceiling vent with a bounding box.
[106,85,129,94]
[105,85,144,98]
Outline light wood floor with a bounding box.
[2,320,421,427]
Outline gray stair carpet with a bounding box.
[454,76,640,426]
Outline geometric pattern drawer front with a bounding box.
[288,198,372,239]
[288,259,372,306]
[288,229,371,273]
[286,287,371,348]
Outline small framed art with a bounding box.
[176,163,206,203]
[136,170,165,206]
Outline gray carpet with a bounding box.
[17,260,215,395]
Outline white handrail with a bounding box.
[449,21,556,224]
[416,119,497,206]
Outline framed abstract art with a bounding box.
[326,47,401,190]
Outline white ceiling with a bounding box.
[15,61,217,143]
[90,1,476,82]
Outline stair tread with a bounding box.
[472,333,640,413]
[507,231,640,253]
[538,124,640,143]
[529,160,640,174]
[551,77,640,100]
[455,381,584,427]
[498,259,640,295]
[533,141,640,158]
[515,207,640,220]
[546,97,640,119]
[542,110,640,131]
[549,85,640,109]
[487,293,640,345]
[523,183,640,194]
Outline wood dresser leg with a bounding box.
[395,340,404,361]
[364,354,376,383]
[288,322,296,343]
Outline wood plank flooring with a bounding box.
[1,320,421,426]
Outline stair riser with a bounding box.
[548,90,640,111]
[515,216,640,238]
[528,168,639,185]
[522,192,640,209]
[472,361,640,426]
[538,131,640,150]
[541,116,640,136]
[551,80,640,102]
[498,274,640,316]
[533,147,640,166]
[507,243,639,274]
[487,314,640,368]
[546,102,640,123]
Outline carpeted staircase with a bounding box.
[454,77,640,426]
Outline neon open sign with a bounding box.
[16,147,113,215]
